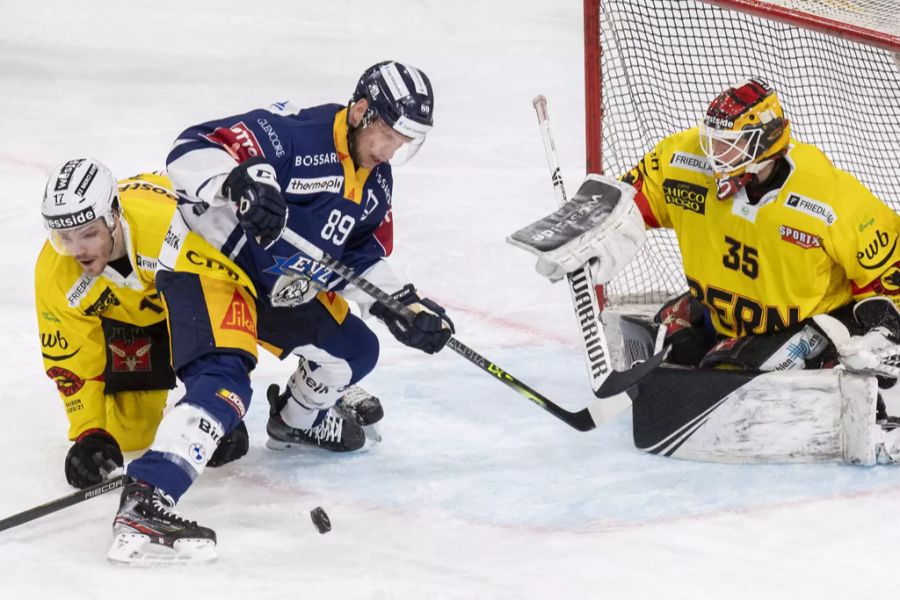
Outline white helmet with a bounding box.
[41,158,120,254]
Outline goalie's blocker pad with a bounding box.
[508,175,627,252]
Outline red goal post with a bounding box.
[584,0,900,309]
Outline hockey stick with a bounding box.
[0,475,123,533]
[532,95,614,393]
[280,229,662,431]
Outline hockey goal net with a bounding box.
[587,0,900,309]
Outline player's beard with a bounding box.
[347,125,364,168]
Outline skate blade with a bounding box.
[107,532,217,566]
[362,423,382,443]
[265,438,299,451]
[265,437,372,453]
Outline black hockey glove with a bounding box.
[64,429,123,489]
[222,157,288,247]
[207,420,249,468]
[370,284,455,354]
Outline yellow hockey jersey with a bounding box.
[35,173,255,445]
[624,128,900,337]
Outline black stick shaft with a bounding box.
[0,475,123,533]
[279,229,598,431]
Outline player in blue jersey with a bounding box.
[109,61,454,564]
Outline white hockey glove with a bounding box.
[507,174,645,283]
[836,327,900,376]
[813,309,900,378]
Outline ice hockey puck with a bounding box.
[310,506,331,534]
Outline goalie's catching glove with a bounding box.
[222,157,288,247]
[64,429,123,489]
[370,284,455,354]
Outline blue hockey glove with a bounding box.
[64,429,123,489]
[222,157,288,247]
[370,284,455,354]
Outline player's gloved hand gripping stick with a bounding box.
[278,227,665,432]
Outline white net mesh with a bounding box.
[597,0,900,308]
[707,0,900,43]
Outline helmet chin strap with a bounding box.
[108,214,127,262]
[715,156,779,200]
[346,103,373,168]
[716,173,754,200]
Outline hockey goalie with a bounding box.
[508,79,900,466]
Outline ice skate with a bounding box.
[107,479,217,566]
[265,384,366,452]
[334,385,384,442]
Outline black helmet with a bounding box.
[351,61,434,141]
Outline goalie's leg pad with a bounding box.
[633,366,880,465]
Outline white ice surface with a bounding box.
[2,2,900,599]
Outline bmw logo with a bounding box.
[190,443,206,463]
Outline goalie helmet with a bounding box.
[350,61,434,163]
[698,78,791,179]
[41,158,120,255]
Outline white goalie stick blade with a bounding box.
[811,313,853,347]
[107,532,217,566]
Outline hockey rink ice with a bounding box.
[2,1,899,598]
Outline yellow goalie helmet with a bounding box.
[698,78,791,179]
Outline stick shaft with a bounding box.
[0,475,123,533]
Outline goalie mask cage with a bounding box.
[586,0,900,309]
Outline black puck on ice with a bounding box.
[310,506,331,534]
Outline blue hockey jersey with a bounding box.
[166,102,395,307]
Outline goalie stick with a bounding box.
[532,95,613,393]
[0,475,123,533]
[280,228,664,432]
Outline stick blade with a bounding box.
[593,348,668,399]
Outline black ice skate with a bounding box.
[335,385,385,442]
[265,384,366,452]
[107,479,217,565]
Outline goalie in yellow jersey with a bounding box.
[510,78,900,465]
[36,159,249,490]
[624,78,900,378]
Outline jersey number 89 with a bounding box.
[321,209,355,246]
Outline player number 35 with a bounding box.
[722,236,759,279]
